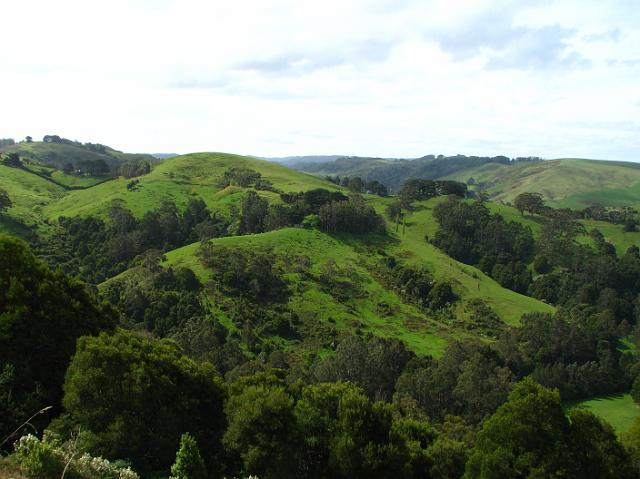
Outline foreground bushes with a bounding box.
[14,433,139,479]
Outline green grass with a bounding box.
[165,228,450,357]
[44,152,340,219]
[566,393,640,433]
[389,198,554,326]
[445,158,640,209]
[0,164,66,230]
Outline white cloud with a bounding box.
[0,0,638,160]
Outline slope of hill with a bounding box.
[443,158,640,208]
[1,139,155,171]
[152,194,554,358]
[292,154,640,208]
[45,152,340,219]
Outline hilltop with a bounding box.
[0,136,155,171]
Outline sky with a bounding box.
[0,0,638,160]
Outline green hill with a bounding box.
[0,138,155,171]
[444,158,640,209]
[45,152,340,219]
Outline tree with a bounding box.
[25,135,33,143]
[0,235,116,444]
[464,378,571,477]
[0,188,12,215]
[366,180,388,196]
[514,192,545,216]
[224,382,297,479]
[464,377,634,478]
[58,330,226,476]
[239,190,268,234]
[171,433,208,479]
[347,176,364,193]
[2,152,21,167]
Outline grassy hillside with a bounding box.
[0,164,65,231]
[1,139,154,170]
[445,159,640,209]
[165,228,450,356]
[566,393,640,433]
[386,197,554,325]
[45,152,340,219]
[155,193,554,357]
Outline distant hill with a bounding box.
[0,137,156,171]
[442,158,640,209]
[292,154,529,191]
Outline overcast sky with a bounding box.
[0,0,638,160]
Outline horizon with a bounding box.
[0,1,638,161]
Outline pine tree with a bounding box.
[171,433,207,479]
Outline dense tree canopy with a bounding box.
[56,330,226,476]
[0,235,115,442]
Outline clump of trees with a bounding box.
[221,167,263,187]
[52,329,226,477]
[318,194,385,234]
[0,188,12,215]
[399,179,467,208]
[432,196,534,293]
[37,197,227,283]
[513,192,545,215]
[375,257,458,312]
[118,158,151,178]
[0,235,116,443]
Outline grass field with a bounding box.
[388,197,554,326]
[44,152,340,219]
[165,227,450,356]
[566,393,640,433]
[444,158,640,209]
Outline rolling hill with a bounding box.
[0,138,155,171]
[293,155,640,209]
[9,150,640,362]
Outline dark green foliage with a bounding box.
[314,335,414,401]
[365,180,388,196]
[224,377,297,479]
[347,176,364,192]
[294,381,414,479]
[198,244,288,303]
[221,167,262,187]
[395,340,515,424]
[264,204,292,231]
[75,158,110,175]
[117,158,151,178]
[464,378,634,478]
[432,196,534,292]
[513,191,545,215]
[57,329,226,476]
[318,195,385,234]
[533,254,551,274]
[171,433,208,479]
[239,190,269,234]
[0,188,12,214]
[376,259,458,312]
[2,152,21,167]
[497,311,629,399]
[279,188,348,224]
[0,235,116,442]
[399,179,467,207]
[38,198,220,283]
[102,261,206,337]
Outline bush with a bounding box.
[14,434,139,479]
